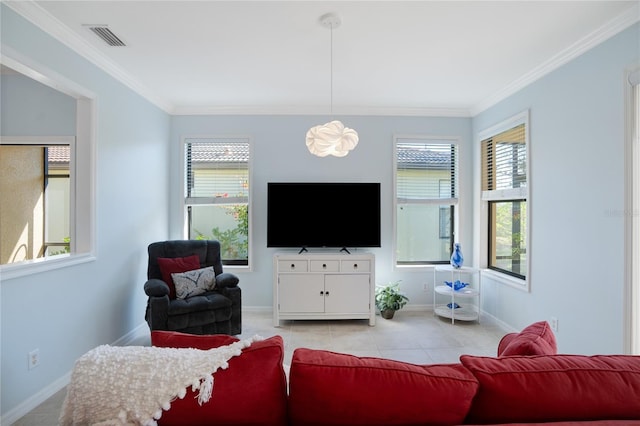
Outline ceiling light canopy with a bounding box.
[306,13,358,158]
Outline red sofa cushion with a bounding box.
[288,348,479,426]
[497,320,557,356]
[151,331,288,426]
[156,255,201,299]
[460,354,640,424]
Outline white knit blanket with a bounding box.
[59,335,263,426]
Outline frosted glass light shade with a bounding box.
[305,120,359,157]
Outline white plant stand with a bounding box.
[433,265,481,324]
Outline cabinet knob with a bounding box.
[322,263,327,268]
[353,263,358,269]
[290,264,295,269]
[320,291,324,295]
[325,291,330,296]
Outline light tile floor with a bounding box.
[13,309,508,425]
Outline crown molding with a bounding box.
[171,104,472,117]
[470,2,640,116]
[3,0,174,113]
[5,1,638,118]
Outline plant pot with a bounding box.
[380,309,396,319]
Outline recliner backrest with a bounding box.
[147,240,223,280]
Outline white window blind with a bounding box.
[481,123,527,200]
[185,138,250,204]
[396,139,458,205]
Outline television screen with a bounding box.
[267,182,381,249]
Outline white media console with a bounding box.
[272,252,376,326]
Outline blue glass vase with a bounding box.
[450,243,464,268]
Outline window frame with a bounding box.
[478,110,530,291]
[393,134,459,268]
[0,54,96,280]
[181,135,253,271]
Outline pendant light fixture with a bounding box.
[306,13,359,158]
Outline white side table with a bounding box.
[433,266,481,324]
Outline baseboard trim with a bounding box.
[2,323,150,425]
[479,310,518,333]
[242,305,273,313]
[112,322,149,346]
[1,372,70,426]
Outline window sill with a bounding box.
[481,268,529,292]
[223,264,252,273]
[0,253,96,281]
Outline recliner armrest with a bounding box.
[144,278,170,297]
[216,272,239,288]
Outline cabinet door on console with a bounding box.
[324,274,370,314]
[278,274,325,313]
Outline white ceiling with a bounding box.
[7,1,640,116]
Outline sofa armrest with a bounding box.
[156,334,288,426]
[216,272,239,289]
[144,278,170,297]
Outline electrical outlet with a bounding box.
[28,349,40,370]
[550,317,558,332]
[423,282,429,292]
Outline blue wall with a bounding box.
[1,5,171,421]
[169,115,474,306]
[1,72,76,135]
[473,23,640,354]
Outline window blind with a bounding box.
[481,123,526,198]
[185,138,249,204]
[396,139,458,204]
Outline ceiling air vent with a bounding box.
[85,25,126,47]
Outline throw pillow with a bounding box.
[498,320,557,356]
[171,266,216,299]
[156,255,201,299]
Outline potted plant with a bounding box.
[375,281,409,319]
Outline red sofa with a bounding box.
[150,321,640,426]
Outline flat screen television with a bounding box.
[267,182,381,250]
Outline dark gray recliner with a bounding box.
[143,240,241,335]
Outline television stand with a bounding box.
[273,252,375,326]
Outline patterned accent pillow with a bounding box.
[171,266,216,299]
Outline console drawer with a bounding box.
[341,260,370,272]
[278,260,308,272]
[310,260,340,272]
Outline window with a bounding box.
[0,57,95,280]
[183,137,251,267]
[394,136,458,265]
[480,111,529,282]
[0,141,72,264]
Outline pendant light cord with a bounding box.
[330,23,334,115]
